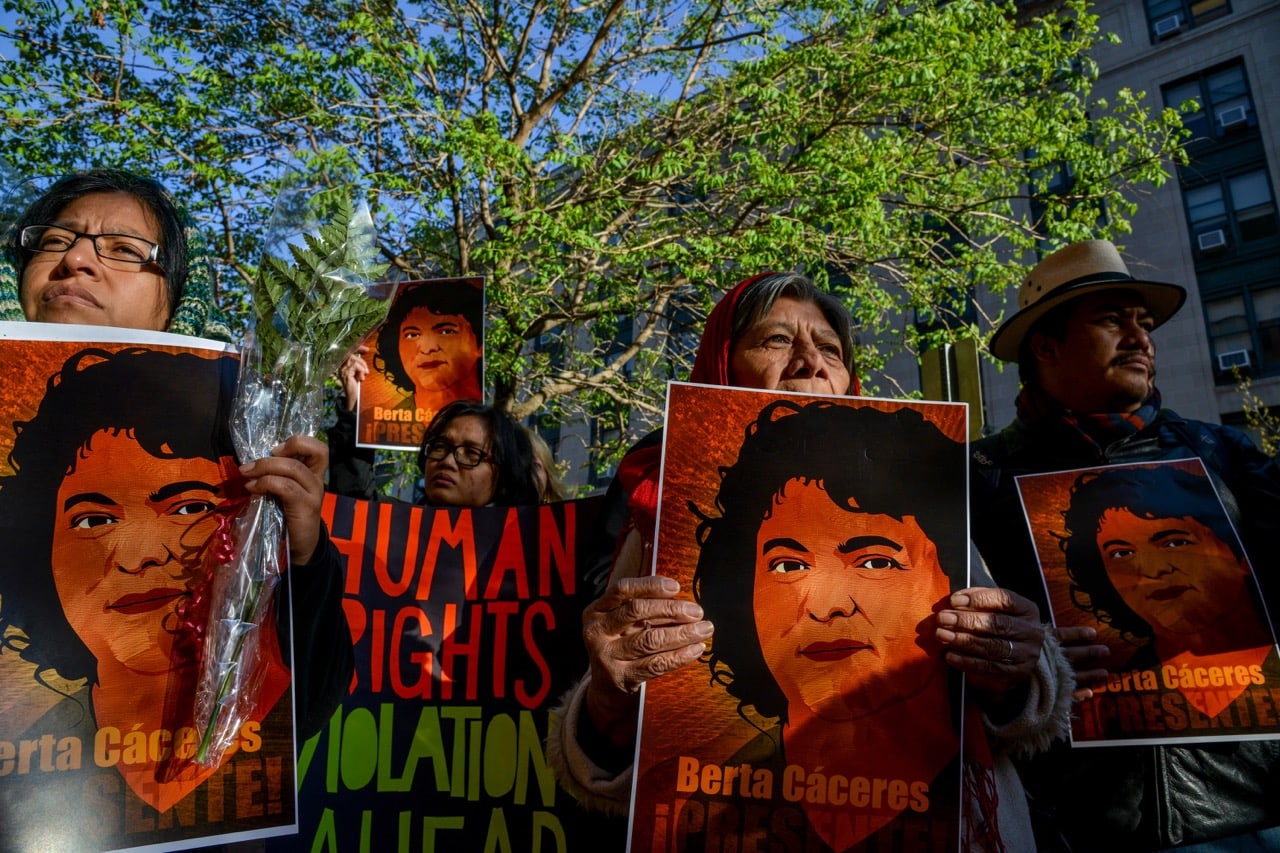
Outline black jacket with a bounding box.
[325,403,379,501]
[280,526,355,739]
[970,408,1280,850]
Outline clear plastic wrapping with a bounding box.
[192,195,389,766]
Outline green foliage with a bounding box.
[0,0,1186,471]
[252,197,389,377]
[1232,368,1280,457]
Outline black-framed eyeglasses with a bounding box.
[422,438,491,469]
[19,225,162,266]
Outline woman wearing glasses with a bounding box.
[416,400,542,507]
[3,169,225,336]
[0,169,352,739]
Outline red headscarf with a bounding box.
[688,272,771,386]
[616,273,860,552]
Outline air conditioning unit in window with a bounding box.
[1198,229,1228,252]
[1217,349,1251,371]
[1153,14,1183,39]
[1217,105,1249,129]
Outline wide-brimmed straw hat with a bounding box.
[988,240,1186,362]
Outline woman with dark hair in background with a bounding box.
[415,399,541,507]
[328,391,540,508]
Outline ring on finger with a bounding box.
[1000,639,1015,664]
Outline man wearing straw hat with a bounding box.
[971,240,1280,851]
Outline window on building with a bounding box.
[1163,62,1255,143]
[1254,287,1280,374]
[1145,0,1230,42]
[1205,286,1280,382]
[1182,169,1277,257]
[1231,171,1279,241]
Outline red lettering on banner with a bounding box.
[417,511,478,601]
[322,493,367,595]
[371,608,386,694]
[484,509,530,600]
[517,601,554,708]
[538,504,575,596]
[391,607,433,699]
[488,601,518,695]
[441,602,483,701]
[373,502,414,596]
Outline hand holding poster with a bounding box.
[630,384,970,853]
[1015,459,1280,746]
[0,327,297,852]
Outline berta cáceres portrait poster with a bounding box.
[630,383,971,853]
[0,325,298,851]
[1015,459,1280,747]
[353,277,486,451]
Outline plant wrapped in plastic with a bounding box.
[192,195,388,766]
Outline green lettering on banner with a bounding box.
[383,705,450,793]
[470,716,484,801]
[517,710,556,808]
[361,809,375,853]
[533,811,568,853]
[341,708,379,791]
[325,709,341,795]
[441,706,483,797]
[485,715,517,798]
[309,807,337,853]
[484,806,513,853]
[394,809,409,850]
[297,729,320,791]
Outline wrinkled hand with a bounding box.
[936,586,1045,714]
[582,575,712,745]
[239,434,328,566]
[337,345,370,411]
[1057,625,1110,701]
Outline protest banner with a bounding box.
[1015,458,1280,746]
[291,493,627,852]
[353,278,486,451]
[0,325,297,852]
[630,383,970,853]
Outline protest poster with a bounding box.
[353,278,486,451]
[0,324,298,852]
[290,493,628,852]
[630,383,970,853]
[1015,458,1280,747]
